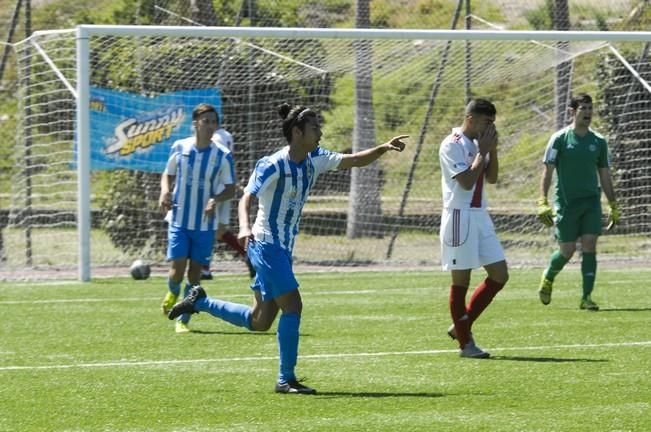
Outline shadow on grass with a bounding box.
[596,308,651,312]
[491,355,607,363]
[189,330,312,337]
[315,391,445,398]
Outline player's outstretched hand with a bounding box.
[203,197,217,220]
[386,135,409,152]
[159,191,172,214]
[607,201,620,231]
[238,228,253,249]
[536,197,554,227]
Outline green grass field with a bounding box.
[1,269,650,431]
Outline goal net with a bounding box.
[4,26,651,280]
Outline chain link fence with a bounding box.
[0,0,648,277]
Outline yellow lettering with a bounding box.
[142,129,160,148]
[120,135,142,155]
[132,135,145,151]
[163,125,174,139]
[90,101,105,112]
[120,139,134,156]
[152,128,165,146]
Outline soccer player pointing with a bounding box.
[537,93,619,310]
[169,103,408,394]
[439,98,508,359]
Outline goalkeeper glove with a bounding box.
[607,201,620,230]
[537,197,554,227]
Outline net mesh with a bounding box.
[3,28,651,279]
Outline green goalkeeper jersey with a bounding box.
[542,127,610,206]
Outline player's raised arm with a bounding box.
[338,135,408,169]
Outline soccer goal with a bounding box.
[4,25,651,280]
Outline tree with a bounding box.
[190,0,219,25]
[347,0,383,238]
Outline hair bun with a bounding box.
[278,103,292,119]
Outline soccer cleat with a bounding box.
[274,379,317,395]
[175,321,191,334]
[447,323,456,340]
[580,296,599,311]
[161,292,179,316]
[200,265,213,280]
[447,323,473,341]
[167,286,206,320]
[459,340,490,359]
[538,274,553,305]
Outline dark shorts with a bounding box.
[555,196,602,242]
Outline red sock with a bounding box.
[220,231,246,257]
[449,285,471,348]
[467,278,505,326]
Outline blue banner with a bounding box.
[88,87,222,172]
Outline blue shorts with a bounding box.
[248,240,299,301]
[166,225,215,265]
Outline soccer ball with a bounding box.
[130,259,151,280]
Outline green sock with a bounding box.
[581,252,597,299]
[545,250,569,281]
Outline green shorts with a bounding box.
[555,196,602,242]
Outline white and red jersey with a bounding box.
[438,127,489,209]
[212,128,234,152]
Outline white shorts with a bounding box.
[217,200,232,227]
[440,208,505,271]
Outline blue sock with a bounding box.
[167,278,181,296]
[179,282,192,324]
[195,297,252,330]
[277,313,301,384]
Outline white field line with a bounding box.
[4,268,651,288]
[0,288,427,305]
[0,297,164,304]
[0,341,649,372]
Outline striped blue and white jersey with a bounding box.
[245,146,343,253]
[164,137,235,231]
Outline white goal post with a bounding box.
[5,25,651,280]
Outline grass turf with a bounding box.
[1,269,650,431]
